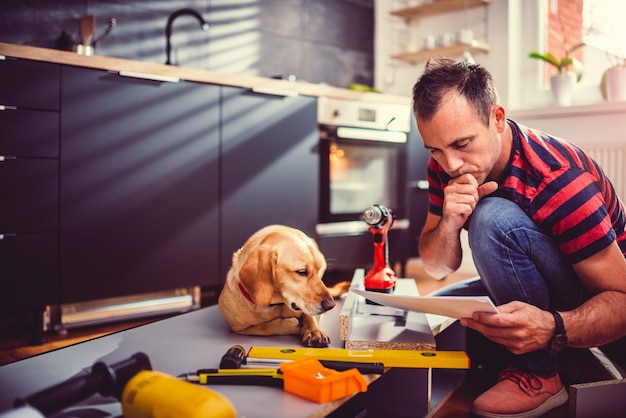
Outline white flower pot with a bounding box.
[550,72,577,106]
[605,66,626,102]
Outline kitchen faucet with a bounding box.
[165,8,209,65]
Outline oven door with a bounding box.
[319,125,407,224]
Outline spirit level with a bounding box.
[247,346,470,369]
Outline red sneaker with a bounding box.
[472,367,568,418]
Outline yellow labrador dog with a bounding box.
[218,225,336,347]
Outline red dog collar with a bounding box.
[238,283,255,304]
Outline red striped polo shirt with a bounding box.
[426,119,626,264]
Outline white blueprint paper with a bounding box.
[351,288,499,319]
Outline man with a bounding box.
[412,58,626,418]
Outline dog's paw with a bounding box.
[284,317,302,334]
[302,329,330,347]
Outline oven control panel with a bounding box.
[317,97,411,132]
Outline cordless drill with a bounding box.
[363,204,398,293]
[1,353,236,418]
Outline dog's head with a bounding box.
[236,226,335,315]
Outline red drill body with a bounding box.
[363,205,397,293]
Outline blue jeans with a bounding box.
[434,197,590,377]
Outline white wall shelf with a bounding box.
[391,40,491,64]
[389,0,492,64]
[391,0,492,20]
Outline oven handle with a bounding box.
[335,127,407,143]
[408,180,429,190]
[316,219,410,236]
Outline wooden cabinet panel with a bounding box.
[60,67,220,303]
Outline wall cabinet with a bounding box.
[219,87,319,280]
[59,66,220,303]
[0,58,60,315]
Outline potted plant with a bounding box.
[529,42,585,106]
[600,55,626,102]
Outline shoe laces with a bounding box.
[498,367,543,396]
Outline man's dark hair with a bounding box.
[411,58,500,127]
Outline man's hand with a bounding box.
[440,174,498,232]
[478,180,499,198]
[460,301,554,355]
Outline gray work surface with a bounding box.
[0,294,464,417]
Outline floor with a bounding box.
[0,259,617,417]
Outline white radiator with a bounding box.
[584,144,626,202]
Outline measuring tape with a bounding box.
[246,346,470,369]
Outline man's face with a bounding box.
[416,92,502,185]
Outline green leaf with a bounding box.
[529,52,561,69]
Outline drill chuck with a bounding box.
[363,204,393,228]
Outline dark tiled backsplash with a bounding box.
[0,0,373,88]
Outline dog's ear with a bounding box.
[238,246,277,306]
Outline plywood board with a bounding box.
[341,269,436,350]
[569,378,626,417]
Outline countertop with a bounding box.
[0,295,461,418]
[0,42,410,105]
[0,304,342,418]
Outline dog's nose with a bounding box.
[322,298,336,312]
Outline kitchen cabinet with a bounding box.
[2,44,419,329]
[60,66,220,303]
[390,0,491,64]
[219,87,319,281]
[0,57,60,316]
[406,114,431,258]
[0,57,60,110]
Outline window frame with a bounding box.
[509,0,609,111]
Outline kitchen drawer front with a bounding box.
[0,108,59,157]
[0,232,58,311]
[0,57,60,110]
[0,158,58,232]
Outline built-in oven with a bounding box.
[316,97,417,275]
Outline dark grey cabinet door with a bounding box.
[0,157,59,312]
[0,233,58,312]
[0,57,60,110]
[60,67,220,303]
[0,159,58,233]
[0,57,60,314]
[219,87,318,281]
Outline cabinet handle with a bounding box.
[0,105,17,111]
[250,86,299,97]
[0,156,17,161]
[0,233,16,240]
[408,180,429,190]
[118,71,180,83]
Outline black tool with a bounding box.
[218,345,384,375]
[220,344,247,369]
[5,353,152,417]
[180,368,285,388]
